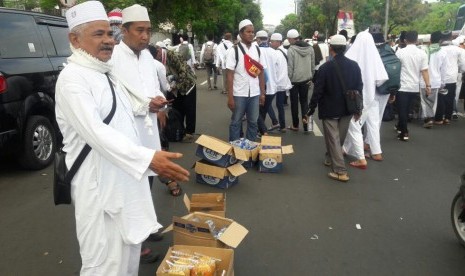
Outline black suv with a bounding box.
[0,8,69,169]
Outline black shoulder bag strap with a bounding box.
[64,73,117,183]
[332,59,348,93]
[223,43,228,50]
[278,48,288,62]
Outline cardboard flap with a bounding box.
[195,135,232,155]
[281,145,294,154]
[232,147,248,161]
[226,163,247,177]
[183,193,191,211]
[218,221,249,248]
[190,193,225,211]
[261,135,281,146]
[260,148,282,154]
[195,161,227,179]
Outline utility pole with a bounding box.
[384,0,390,40]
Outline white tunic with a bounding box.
[55,62,161,268]
[260,46,278,95]
[343,31,388,158]
[111,42,165,153]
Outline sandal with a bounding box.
[349,161,367,170]
[328,172,350,182]
[166,180,182,197]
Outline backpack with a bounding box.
[203,43,215,64]
[179,43,191,61]
[165,107,185,142]
[377,43,401,95]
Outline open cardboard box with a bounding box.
[184,193,226,217]
[195,135,248,167]
[259,136,294,173]
[156,245,234,276]
[194,160,247,189]
[163,212,248,249]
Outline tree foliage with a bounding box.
[274,13,299,37]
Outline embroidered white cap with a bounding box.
[239,19,253,31]
[155,41,166,48]
[122,4,150,24]
[330,34,347,46]
[66,1,108,31]
[283,39,290,47]
[256,30,268,38]
[270,33,283,41]
[287,29,299,39]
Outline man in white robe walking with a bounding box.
[343,31,388,168]
[55,2,189,275]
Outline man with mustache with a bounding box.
[55,1,189,274]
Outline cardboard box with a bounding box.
[184,193,226,217]
[156,245,234,276]
[194,161,247,189]
[164,212,248,249]
[234,145,260,168]
[259,136,293,173]
[195,135,248,167]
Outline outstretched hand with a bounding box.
[150,151,190,182]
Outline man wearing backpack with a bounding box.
[343,30,388,167]
[225,19,266,142]
[200,34,218,90]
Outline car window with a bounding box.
[49,25,71,57]
[38,25,57,56]
[0,13,43,58]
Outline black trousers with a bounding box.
[290,81,309,128]
[170,85,197,134]
[435,83,456,121]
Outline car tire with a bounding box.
[18,115,56,170]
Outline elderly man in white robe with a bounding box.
[343,31,388,167]
[55,2,189,275]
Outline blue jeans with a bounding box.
[274,91,286,129]
[229,95,259,141]
[258,94,277,134]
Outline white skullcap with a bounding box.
[287,29,299,39]
[122,4,150,24]
[66,1,108,31]
[155,41,165,48]
[453,35,465,46]
[256,30,268,38]
[330,35,347,46]
[283,39,290,47]
[239,19,253,31]
[270,33,283,41]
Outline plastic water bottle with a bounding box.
[307,115,314,132]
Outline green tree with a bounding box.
[274,13,299,37]
[409,2,461,34]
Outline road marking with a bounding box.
[200,80,207,85]
[313,123,323,137]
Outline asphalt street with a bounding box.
[1,69,465,275]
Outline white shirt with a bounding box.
[316,42,329,70]
[112,42,165,152]
[225,42,267,97]
[436,44,465,84]
[420,45,444,89]
[216,40,233,69]
[274,47,292,92]
[200,41,217,64]
[154,58,170,93]
[260,46,278,95]
[278,45,288,55]
[55,62,161,267]
[396,44,429,92]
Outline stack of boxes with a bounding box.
[157,193,247,275]
[194,135,248,189]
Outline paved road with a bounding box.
[1,69,465,275]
